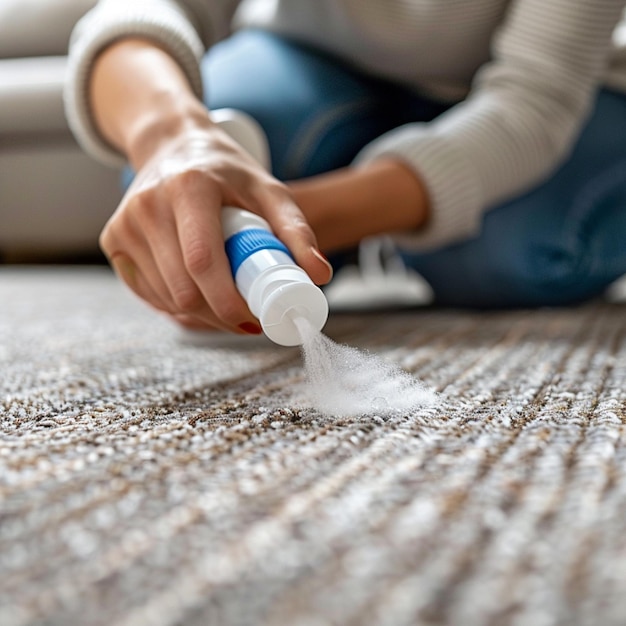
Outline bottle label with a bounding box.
[224,228,293,276]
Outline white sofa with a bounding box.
[0,0,123,260]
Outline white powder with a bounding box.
[293,317,438,417]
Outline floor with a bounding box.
[1,266,626,626]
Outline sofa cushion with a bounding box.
[0,0,97,58]
[0,57,69,134]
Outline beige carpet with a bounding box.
[1,267,626,626]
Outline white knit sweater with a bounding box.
[64,0,626,249]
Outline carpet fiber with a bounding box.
[1,267,626,626]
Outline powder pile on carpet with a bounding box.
[1,267,626,626]
[294,316,438,417]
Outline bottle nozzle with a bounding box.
[255,275,329,346]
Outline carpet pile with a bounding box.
[1,267,626,626]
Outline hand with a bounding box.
[100,119,333,334]
[88,38,331,334]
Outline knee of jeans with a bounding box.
[490,161,626,306]
[511,250,582,305]
[407,236,603,309]
[482,239,604,307]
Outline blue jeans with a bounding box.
[203,29,626,308]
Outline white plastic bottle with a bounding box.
[222,207,329,346]
[213,109,329,346]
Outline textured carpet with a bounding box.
[1,267,626,626]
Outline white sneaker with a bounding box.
[605,274,626,303]
[324,236,434,311]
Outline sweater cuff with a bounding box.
[63,2,206,168]
[354,124,485,251]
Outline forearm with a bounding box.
[289,159,430,253]
[90,38,210,169]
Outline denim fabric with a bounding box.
[202,30,450,180]
[202,30,626,307]
[400,90,626,307]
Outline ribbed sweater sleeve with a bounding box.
[64,0,624,250]
[63,0,236,167]
[354,0,624,250]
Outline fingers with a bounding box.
[170,313,218,331]
[101,187,259,334]
[133,190,232,331]
[169,171,262,332]
[102,209,174,314]
[254,182,333,286]
[109,251,170,313]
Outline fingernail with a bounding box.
[111,255,137,287]
[238,321,263,335]
[311,247,333,277]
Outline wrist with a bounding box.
[125,95,211,169]
[89,37,212,170]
